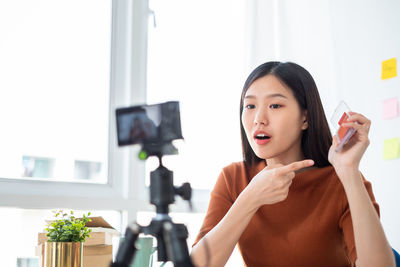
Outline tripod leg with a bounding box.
[163,221,195,267]
[111,223,141,267]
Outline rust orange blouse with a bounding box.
[193,161,380,267]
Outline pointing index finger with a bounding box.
[278,159,315,174]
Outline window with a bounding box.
[0,0,111,183]
[0,0,147,217]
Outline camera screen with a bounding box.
[116,101,183,146]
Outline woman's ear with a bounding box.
[301,110,308,130]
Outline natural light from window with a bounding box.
[0,0,111,183]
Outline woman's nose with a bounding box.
[254,109,268,125]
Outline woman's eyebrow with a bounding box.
[244,93,288,99]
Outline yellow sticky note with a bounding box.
[383,137,400,160]
[381,58,397,80]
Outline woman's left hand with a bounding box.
[328,112,371,174]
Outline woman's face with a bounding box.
[241,75,308,164]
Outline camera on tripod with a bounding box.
[113,101,195,267]
[116,101,182,151]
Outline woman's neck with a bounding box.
[265,146,306,168]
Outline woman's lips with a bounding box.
[254,137,271,145]
[253,130,272,145]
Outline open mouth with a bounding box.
[254,133,271,140]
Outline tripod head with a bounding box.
[140,142,192,214]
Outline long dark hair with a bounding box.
[240,61,332,168]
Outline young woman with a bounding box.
[190,62,395,267]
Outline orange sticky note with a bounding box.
[381,58,397,80]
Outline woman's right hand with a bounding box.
[244,159,314,208]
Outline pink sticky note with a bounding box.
[383,97,399,119]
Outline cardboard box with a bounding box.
[37,217,119,267]
[83,245,113,267]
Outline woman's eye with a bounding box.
[245,104,255,109]
[270,104,281,109]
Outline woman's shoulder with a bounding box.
[220,161,246,177]
[306,165,376,193]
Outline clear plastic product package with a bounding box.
[330,101,356,152]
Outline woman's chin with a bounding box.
[254,151,272,160]
[253,148,284,161]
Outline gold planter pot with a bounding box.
[44,242,83,267]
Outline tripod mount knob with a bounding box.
[175,182,191,201]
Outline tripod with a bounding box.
[111,143,195,267]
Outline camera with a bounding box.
[116,101,183,147]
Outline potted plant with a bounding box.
[43,210,91,267]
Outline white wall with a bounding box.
[249,0,400,251]
[329,0,400,251]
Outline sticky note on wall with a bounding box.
[383,97,399,119]
[383,137,400,160]
[381,58,397,80]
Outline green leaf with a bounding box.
[44,210,92,242]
